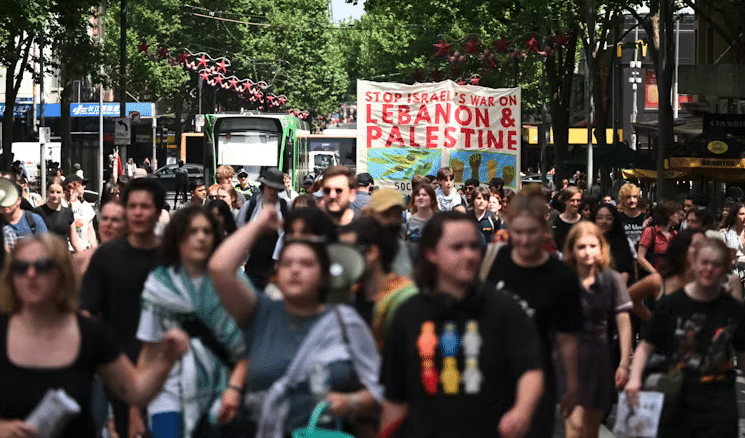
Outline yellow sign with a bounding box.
[707,140,728,154]
[667,157,745,169]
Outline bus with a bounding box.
[204,113,310,190]
[299,127,356,176]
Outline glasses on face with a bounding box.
[11,258,55,275]
[208,195,221,200]
[323,187,344,195]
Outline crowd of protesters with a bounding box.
[0,161,745,438]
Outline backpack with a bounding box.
[23,211,37,234]
[243,196,289,225]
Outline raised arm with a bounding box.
[208,207,281,326]
[627,273,662,320]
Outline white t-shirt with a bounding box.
[435,187,463,211]
[69,200,96,249]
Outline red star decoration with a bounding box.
[138,41,149,53]
[157,47,168,59]
[217,59,228,73]
[177,51,189,64]
[412,69,424,82]
[196,54,209,70]
[200,71,210,81]
[228,78,239,89]
[470,76,480,86]
[464,38,481,54]
[267,95,275,103]
[433,39,452,57]
[214,74,223,85]
[489,60,499,69]
[555,32,570,47]
[492,38,511,53]
[278,96,287,105]
[526,37,541,54]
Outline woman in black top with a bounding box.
[553,186,583,253]
[33,182,84,251]
[0,234,188,438]
[626,237,745,438]
[593,203,635,285]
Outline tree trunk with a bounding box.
[60,79,73,174]
[2,70,17,171]
[546,29,579,183]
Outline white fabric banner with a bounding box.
[356,80,521,191]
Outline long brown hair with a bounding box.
[409,183,438,214]
[563,221,612,272]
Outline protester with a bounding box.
[562,222,633,438]
[485,188,583,438]
[216,165,246,205]
[402,183,438,257]
[184,178,206,208]
[278,173,299,204]
[488,193,503,225]
[80,178,166,438]
[0,234,188,438]
[137,207,248,438]
[283,207,337,243]
[72,200,128,286]
[379,211,544,438]
[292,194,316,209]
[236,167,289,290]
[64,174,97,251]
[339,216,417,350]
[321,166,358,227]
[626,237,745,438]
[209,208,382,436]
[434,167,462,212]
[220,183,243,218]
[1,186,48,252]
[638,200,680,277]
[719,201,745,263]
[33,181,83,251]
[628,229,706,320]
[552,186,583,253]
[233,168,252,200]
[208,184,231,205]
[207,199,238,237]
[593,203,636,284]
[579,197,594,221]
[351,173,374,214]
[363,189,413,279]
[617,183,646,248]
[469,186,498,245]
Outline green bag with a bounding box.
[644,368,685,428]
[292,402,355,438]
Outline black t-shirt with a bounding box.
[0,314,120,438]
[34,204,74,239]
[382,285,543,437]
[608,235,635,278]
[619,212,646,248]
[643,288,745,382]
[79,238,160,360]
[552,215,580,253]
[486,247,584,374]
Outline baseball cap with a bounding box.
[237,168,249,177]
[364,188,405,213]
[356,173,374,187]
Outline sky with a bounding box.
[330,0,365,22]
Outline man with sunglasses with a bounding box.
[80,178,166,438]
[321,165,358,227]
[435,167,463,212]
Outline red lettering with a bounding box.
[441,91,449,102]
[461,128,475,148]
[487,130,503,149]
[455,106,472,126]
[395,93,402,102]
[398,105,411,124]
[443,127,457,148]
[408,126,421,147]
[366,104,378,124]
[414,105,432,124]
[509,95,517,105]
[458,94,466,104]
[508,130,517,150]
[488,97,494,106]
[385,126,405,147]
[382,104,394,124]
[499,96,509,106]
[478,130,484,148]
[383,92,394,103]
[475,108,489,127]
[366,91,380,102]
[367,126,382,148]
[434,104,450,124]
[426,126,438,148]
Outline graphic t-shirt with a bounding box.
[69,201,96,249]
[643,289,745,382]
[619,212,646,248]
[435,187,462,212]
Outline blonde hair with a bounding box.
[0,234,78,314]
[563,221,612,272]
[215,165,235,183]
[618,183,640,201]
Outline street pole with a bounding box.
[586,0,595,189]
[673,15,680,120]
[120,0,126,119]
[99,1,106,195]
[40,33,46,200]
[657,0,670,201]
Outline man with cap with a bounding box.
[236,167,288,290]
[362,188,413,278]
[1,179,47,251]
[235,168,256,199]
[351,172,374,214]
[302,174,316,194]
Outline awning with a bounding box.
[621,168,693,181]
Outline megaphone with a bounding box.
[326,243,367,304]
[0,178,20,208]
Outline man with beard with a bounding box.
[321,166,358,227]
[362,188,414,278]
[339,216,417,351]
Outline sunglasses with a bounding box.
[11,258,55,275]
[323,187,344,195]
